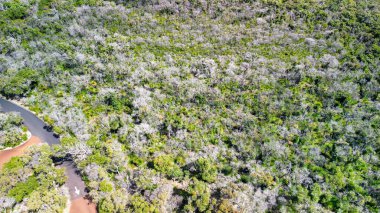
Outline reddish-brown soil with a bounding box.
[70,197,97,213]
[0,136,42,168]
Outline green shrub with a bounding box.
[60,136,77,146]
[99,180,113,192]
[21,134,27,141]
[98,197,115,213]
[3,0,28,20]
[43,115,55,126]
[38,0,54,12]
[3,157,24,171]
[240,175,252,183]
[53,126,64,135]
[88,152,110,166]
[185,180,212,212]
[221,165,233,176]
[8,176,39,202]
[153,154,183,179]
[195,158,218,183]
[1,68,38,98]
[130,195,159,213]
[129,154,144,167]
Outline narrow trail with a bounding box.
[0,98,97,213]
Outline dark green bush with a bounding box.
[0,68,38,98]
[3,0,28,20]
[195,158,218,183]
[8,176,39,202]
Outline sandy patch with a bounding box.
[70,197,97,213]
[0,136,42,168]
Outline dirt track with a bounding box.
[70,197,97,213]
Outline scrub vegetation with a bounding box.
[0,0,379,212]
[0,145,67,212]
[0,112,27,149]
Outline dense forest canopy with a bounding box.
[0,0,379,212]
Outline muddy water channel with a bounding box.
[0,98,96,213]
